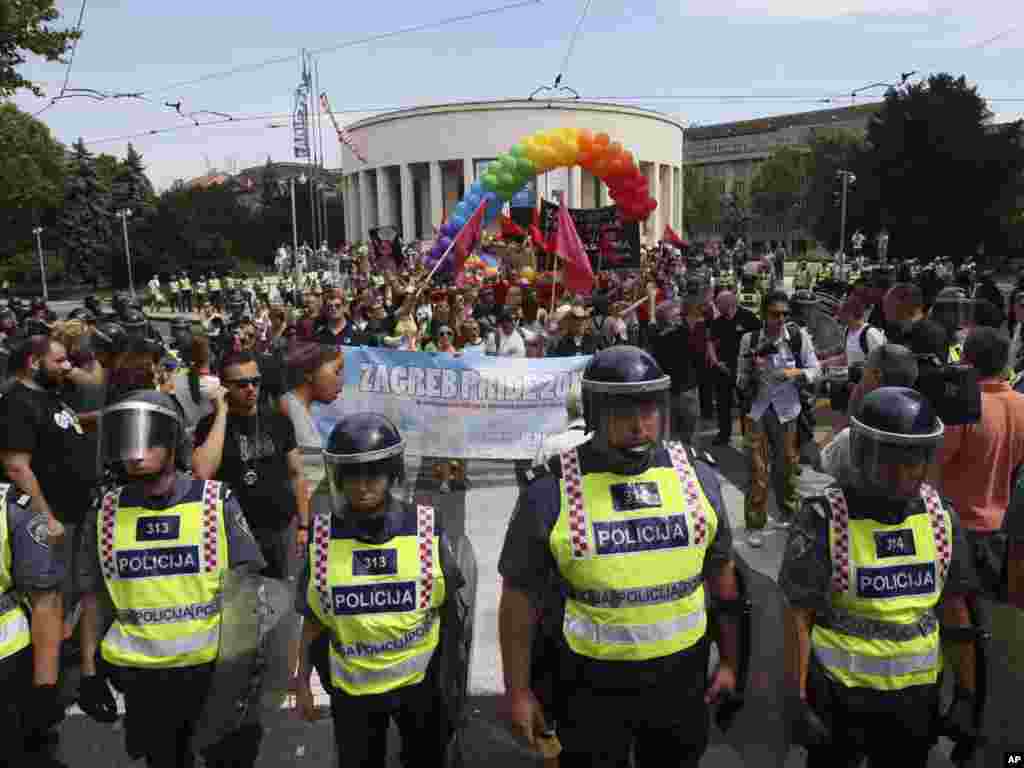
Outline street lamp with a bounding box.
[32,227,47,301]
[117,208,135,299]
[835,170,856,262]
[289,174,308,257]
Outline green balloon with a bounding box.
[481,173,499,192]
[509,144,525,159]
[498,171,516,189]
[517,157,536,176]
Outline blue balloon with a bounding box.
[483,194,502,227]
[455,202,470,219]
[470,182,483,197]
[484,191,498,203]
[438,236,453,251]
[466,194,482,210]
[451,215,466,230]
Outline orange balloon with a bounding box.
[594,132,611,148]
[619,150,635,169]
[608,141,624,156]
[577,149,595,170]
[592,153,611,177]
[577,128,595,151]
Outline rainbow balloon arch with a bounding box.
[425,127,659,268]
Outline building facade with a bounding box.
[337,99,685,244]
[683,102,882,247]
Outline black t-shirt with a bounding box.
[0,382,97,524]
[710,307,762,367]
[194,408,298,529]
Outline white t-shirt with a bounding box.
[845,324,886,365]
[820,428,858,485]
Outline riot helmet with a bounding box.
[93,321,125,355]
[31,298,47,315]
[849,387,944,501]
[84,295,102,314]
[323,413,406,516]
[67,306,96,324]
[0,309,16,334]
[790,289,819,327]
[581,346,672,472]
[121,308,147,335]
[929,286,973,338]
[102,390,183,478]
[24,317,50,337]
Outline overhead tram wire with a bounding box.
[79,91,1024,147]
[34,0,89,118]
[559,0,594,83]
[128,0,544,98]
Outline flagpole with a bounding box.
[550,251,559,316]
[420,238,457,290]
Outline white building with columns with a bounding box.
[338,99,684,245]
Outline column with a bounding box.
[599,179,611,207]
[342,176,352,244]
[429,161,443,232]
[376,167,392,227]
[568,166,583,208]
[661,165,674,234]
[463,156,475,196]
[400,164,416,243]
[649,163,662,241]
[359,170,373,242]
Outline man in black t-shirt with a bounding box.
[709,291,762,444]
[883,283,950,360]
[0,336,96,537]
[192,351,310,579]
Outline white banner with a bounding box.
[311,348,589,460]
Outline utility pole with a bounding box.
[836,169,856,262]
[118,209,136,299]
[32,227,47,301]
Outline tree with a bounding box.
[0,0,81,97]
[260,156,279,208]
[750,146,810,253]
[804,129,866,252]
[59,138,113,282]
[683,167,723,238]
[0,103,66,256]
[861,73,1024,261]
[111,144,155,214]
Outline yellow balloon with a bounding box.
[561,127,579,147]
[537,145,558,171]
[533,131,552,147]
[524,139,545,165]
[561,142,579,166]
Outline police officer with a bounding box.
[0,482,66,768]
[208,271,222,309]
[77,390,267,768]
[738,273,762,320]
[294,413,466,767]
[498,346,746,767]
[780,387,982,767]
[179,271,193,313]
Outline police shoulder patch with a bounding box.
[27,513,50,548]
[16,494,31,508]
[233,506,255,540]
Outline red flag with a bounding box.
[555,197,595,295]
[500,214,526,241]
[663,224,688,248]
[451,199,488,279]
[529,206,547,252]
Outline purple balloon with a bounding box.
[438,236,453,251]
[430,245,442,260]
[441,222,457,238]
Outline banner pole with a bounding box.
[550,252,559,316]
[417,237,458,297]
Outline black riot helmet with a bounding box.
[582,346,672,471]
[0,309,16,334]
[121,308,147,334]
[84,295,102,314]
[789,289,819,326]
[323,413,406,514]
[850,387,944,501]
[929,286,973,337]
[93,321,125,355]
[102,390,183,475]
[68,306,96,324]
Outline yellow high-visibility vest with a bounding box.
[549,444,716,662]
[98,479,227,669]
[811,485,950,690]
[308,503,445,696]
[0,484,31,662]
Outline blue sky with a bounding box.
[11,0,1024,190]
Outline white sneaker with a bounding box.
[747,531,764,548]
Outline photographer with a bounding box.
[736,291,820,547]
[820,344,920,484]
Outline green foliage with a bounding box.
[683,167,724,236]
[859,73,1024,258]
[804,129,865,250]
[751,147,809,221]
[0,0,80,97]
[59,138,113,281]
[112,144,155,215]
[0,250,65,284]
[0,103,66,256]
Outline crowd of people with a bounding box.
[0,234,1021,767]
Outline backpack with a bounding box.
[844,324,877,357]
[749,322,805,367]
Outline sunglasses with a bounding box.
[224,376,261,388]
[439,331,453,337]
